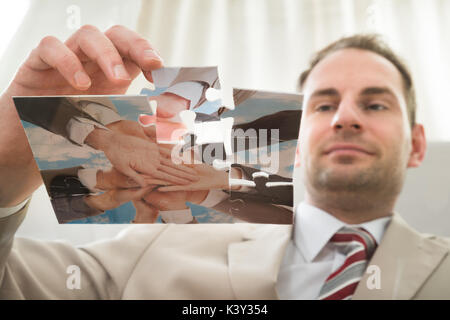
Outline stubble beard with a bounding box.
[304,152,406,214]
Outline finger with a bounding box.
[104,25,163,82]
[160,157,197,174]
[66,25,132,83]
[143,177,171,185]
[123,59,142,82]
[157,185,194,192]
[158,146,173,158]
[136,160,161,178]
[94,169,108,190]
[84,190,118,211]
[156,143,176,159]
[99,168,140,189]
[85,186,153,211]
[120,166,147,187]
[28,36,91,90]
[115,185,154,203]
[159,163,199,181]
[151,170,192,185]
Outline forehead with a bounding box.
[302,48,405,97]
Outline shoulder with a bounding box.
[421,232,450,248]
[413,233,450,299]
[391,213,450,249]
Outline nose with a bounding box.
[331,100,362,132]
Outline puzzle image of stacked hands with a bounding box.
[14,66,302,224]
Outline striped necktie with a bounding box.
[317,226,377,300]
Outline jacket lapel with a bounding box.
[227,224,292,299]
[353,213,449,299]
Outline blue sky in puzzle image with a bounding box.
[222,90,302,125]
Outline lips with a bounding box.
[324,144,374,156]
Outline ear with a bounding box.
[407,124,426,168]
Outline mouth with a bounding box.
[323,144,375,156]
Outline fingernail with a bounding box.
[74,70,91,87]
[144,49,163,63]
[113,64,131,80]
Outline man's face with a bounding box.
[299,48,421,199]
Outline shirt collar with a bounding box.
[293,201,392,262]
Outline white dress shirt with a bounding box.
[276,201,391,300]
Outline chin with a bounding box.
[315,166,375,191]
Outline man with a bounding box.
[0,25,449,299]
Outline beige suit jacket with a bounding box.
[0,203,449,299]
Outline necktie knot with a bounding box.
[318,226,378,300]
[330,226,377,260]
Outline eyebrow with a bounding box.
[309,86,397,99]
[310,88,340,99]
[360,87,396,97]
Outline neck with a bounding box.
[304,190,395,224]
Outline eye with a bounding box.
[315,104,334,112]
[365,104,387,111]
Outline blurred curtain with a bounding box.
[2,0,449,140]
[137,0,450,142]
